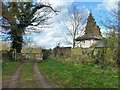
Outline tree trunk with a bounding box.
[73,28,76,48]
[73,39,75,48]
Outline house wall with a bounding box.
[76,39,99,48]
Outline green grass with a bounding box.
[2,61,21,80]
[38,58,118,88]
[20,61,35,88]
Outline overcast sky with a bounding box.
[27,0,119,49]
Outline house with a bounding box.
[75,33,103,48]
[75,12,103,48]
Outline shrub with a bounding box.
[2,50,11,61]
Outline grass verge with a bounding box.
[20,61,35,88]
[2,61,21,80]
[38,58,118,88]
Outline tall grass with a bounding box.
[38,58,118,88]
[2,61,21,80]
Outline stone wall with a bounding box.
[71,47,101,56]
[42,47,102,60]
[42,47,71,60]
[53,47,71,57]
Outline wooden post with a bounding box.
[40,53,41,60]
[14,49,16,61]
[40,53,42,60]
[12,50,14,59]
[12,49,16,61]
[34,53,35,63]
[29,54,30,61]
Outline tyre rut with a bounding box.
[2,62,26,88]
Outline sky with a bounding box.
[26,0,119,49]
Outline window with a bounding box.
[83,41,85,43]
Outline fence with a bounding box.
[1,49,43,62]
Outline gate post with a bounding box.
[14,49,16,61]
[34,53,35,63]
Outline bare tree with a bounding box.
[99,1,120,71]
[0,40,11,50]
[1,1,59,53]
[62,4,88,48]
[99,1,119,31]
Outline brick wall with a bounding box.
[53,47,71,57]
[42,47,102,60]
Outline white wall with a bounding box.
[76,39,99,48]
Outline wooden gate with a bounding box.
[21,53,43,62]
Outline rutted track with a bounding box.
[2,61,57,88]
[33,63,56,88]
[2,62,26,88]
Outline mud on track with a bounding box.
[2,62,26,88]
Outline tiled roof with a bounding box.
[75,33,102,41]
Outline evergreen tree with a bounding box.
[85,12,102,36]
[85,13,96,34]
[98,25,102,36]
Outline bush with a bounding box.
[89,47,117,69]
[42,49,52,60]
[2,50,11,61]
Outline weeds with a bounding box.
[2,61,21,80]
[20,61,35,88]
[38,58,118,88]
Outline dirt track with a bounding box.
[2,61,56,88]
[33,63,56,88]
[2,62,26,88]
